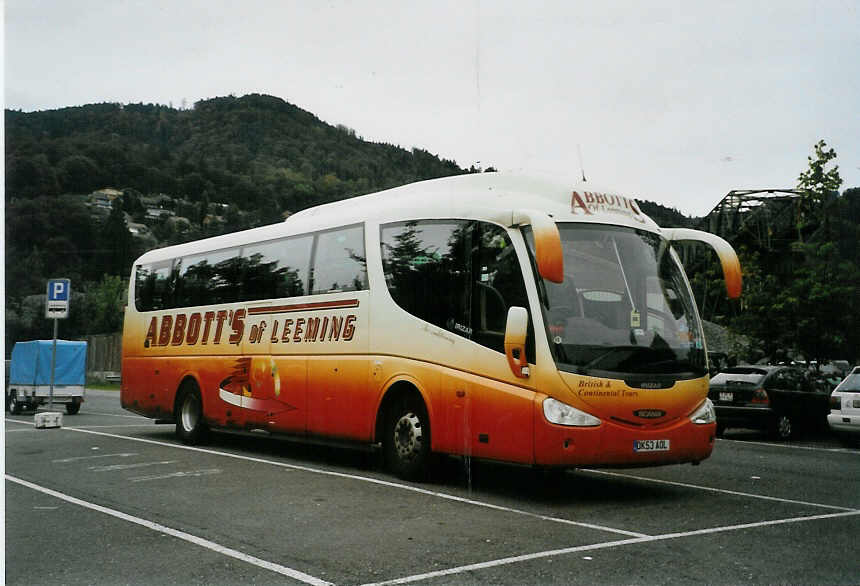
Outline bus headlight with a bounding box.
[690,398,716,425]
[543,397,601,427]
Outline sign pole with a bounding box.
[49,319,58,410]
[45,278,71,414]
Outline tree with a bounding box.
[57,155,103,193]
[5,154,60,200]
[81,275,127,334]
[181,171,206,201]
[795,140,842,241]
[727,141,858,364]
[797,140,842,197]
[5,196,97,294]
[100,199,138,277]
[780,242,858,365]
[122,188,146,220]
[196,192,210,226]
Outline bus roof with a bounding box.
[133,173,660,265]
[289,172,659,231]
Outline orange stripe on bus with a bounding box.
[247,299,359,315]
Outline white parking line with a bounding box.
[8,417,646,537]
[51,426,649,539]
[10,417,854,524]
[583,469,857,512]
[5,474,333,586]
[72,424,161,429]
[54,453,138,463]
[89,461,177,472]
[719,437,860,455]
[5,419,155,430]
[5,412,149,420]
[130,469,222,482]
[10,415,859,584]
[80,411,152,419]
[362,509,860,585]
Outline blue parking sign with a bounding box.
[46,278,71,318]
[48,279,70,301]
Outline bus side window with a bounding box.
[243,234,312,300]
[381,220,471,340]
[135,260,174,311]
[471,222,534,356]
[381,220,533,358]
[176,248,241,307]
[310,225,367,294]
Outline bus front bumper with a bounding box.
[534,416,716,468]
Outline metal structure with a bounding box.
[670,189,807,323]
[700,189,806,250]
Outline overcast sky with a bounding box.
[4,0,859,215]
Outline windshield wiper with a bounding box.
[583,345,646,371]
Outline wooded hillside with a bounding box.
[5,93,464,213]
[5,96,858,365]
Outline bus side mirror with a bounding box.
[505,306,530,379]
[513,209,564,283]
[662,228,743,299]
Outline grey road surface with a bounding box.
[5,390,859,585]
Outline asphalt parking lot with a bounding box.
[5,390,860,585]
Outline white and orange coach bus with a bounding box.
[121,173,741,479]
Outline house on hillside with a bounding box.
[89,188,123,210]
[141,194,177,221]
[86,188,124,218]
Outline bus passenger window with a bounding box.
[381,220,471,340]
[381,220,533,357]
[243,234,312,300]
[472,223,533,355]
[310,225,367,294]
[175,248,243,307]
[135,260,174,311]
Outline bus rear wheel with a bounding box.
[175,382,208,445]
[385,396,430,481]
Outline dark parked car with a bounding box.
[708,366,830,439]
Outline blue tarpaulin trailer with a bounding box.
[6,340,87,415]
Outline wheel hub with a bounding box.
[181,395,200,432]
[393,413,423,460]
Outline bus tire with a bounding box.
[9,391,22,415]
[385,395,430,481]
[175,381,208,445]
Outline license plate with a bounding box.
[853,400,860,408]
[633,439,670,452]
[719,392,733,402]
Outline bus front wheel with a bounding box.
[385,396,430,481]
[175,382,208,445]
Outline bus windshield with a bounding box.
[527,223,706,379]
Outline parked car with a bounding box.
[828,366,860,445]
[708,366,830,440]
